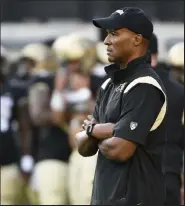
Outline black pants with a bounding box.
[164,173,181,206]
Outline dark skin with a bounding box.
[28,84,62,127]
[18,101,33,182]
[77,116,136,161]
[76,115,99,157]
[0,75,33,183]
[75,28,149,161]
[51,70,68,126]
[105,28,149,68]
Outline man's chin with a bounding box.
[108,57,116,63]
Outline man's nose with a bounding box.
[104,35,111,46]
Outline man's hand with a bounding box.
[81,114,115,142]
[75,130,99,157]
[81,115,115,140]
[98,137,137,162]
[81,115,98,131]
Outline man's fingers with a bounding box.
[87,115,99,124]
[82,124,86,130]
[87,115,93,121]
[83,117,99,130]
[84,119,91,125]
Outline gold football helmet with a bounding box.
[52,35,75,63]
[20,43,58,73]
[52,34,96,74]
[167,42,184,84]
[168,42,184,67]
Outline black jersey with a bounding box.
[0,81,20,165]
[29,71,71,162]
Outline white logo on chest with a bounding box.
[130,121,138,130]
[116,83,126,92]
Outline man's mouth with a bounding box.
[107,49,112,55]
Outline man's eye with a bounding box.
[111,32,117,36]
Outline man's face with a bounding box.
[104,28,136,64]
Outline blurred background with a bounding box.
[0,1,184,205]
[1,1,184,62]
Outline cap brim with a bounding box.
[92,17,117,29]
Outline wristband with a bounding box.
[86,123,96,137]
[20,155,34,173]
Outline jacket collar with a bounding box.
[104,54,150,83]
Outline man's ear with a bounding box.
[134,34,143,46]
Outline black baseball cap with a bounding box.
[93,7,153,40]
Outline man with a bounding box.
[66,71,97,205]
[75,7,167,206]
[22,43,71,205]
[149,34,184,206]
[51,36,98,205]
[0,46,32,205]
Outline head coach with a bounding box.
[75,7,168,206]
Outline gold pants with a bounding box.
[1,164,25,205]
[34,159,68,205]
[68,149,97,205]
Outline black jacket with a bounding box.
[91,56,167,206]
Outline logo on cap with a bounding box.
[115,10,124,15]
